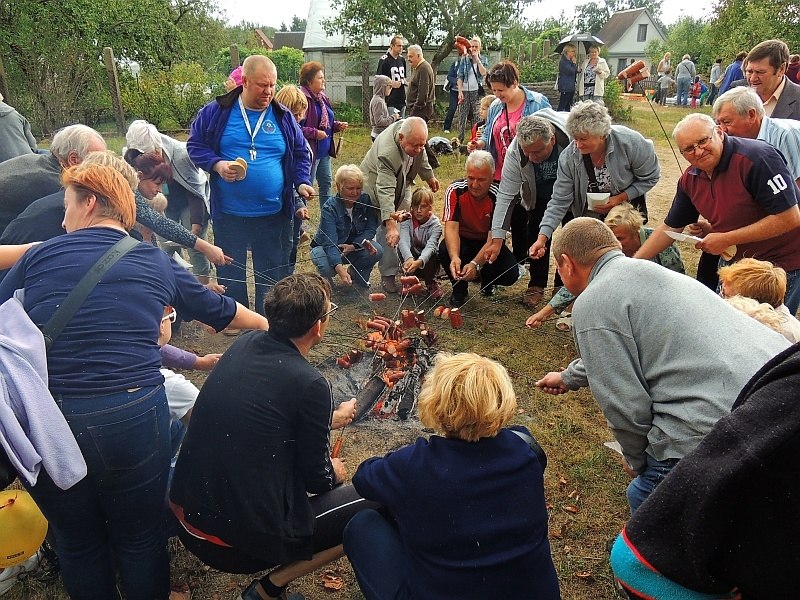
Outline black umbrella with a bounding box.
[554,33,604,54]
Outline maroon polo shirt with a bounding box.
[442,179,499,241]
[665,134,800,272]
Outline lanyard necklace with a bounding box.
[238,97,268,161]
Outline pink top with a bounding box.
[491,102,525,180]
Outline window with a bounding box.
[637,24,647,42]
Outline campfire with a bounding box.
[319,307,439,423]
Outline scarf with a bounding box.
[308,88,330,131]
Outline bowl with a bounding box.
[587,192,610,210]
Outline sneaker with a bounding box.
[449,293,466,308]
[0,550,42,595]
[222,328,242,337]
[426,280,444,300]
[480,285,495,297]
[240,580,306,600]
[381,276,399,294]
[443,129,450,134]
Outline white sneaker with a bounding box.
[0,550,42,595]
[443,130,450,134]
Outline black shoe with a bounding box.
[480,285,495,297]
[449,293,466,308]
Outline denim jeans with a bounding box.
[24,385,172,600]
[676,77,691,106]
[214,212,292,314]
[343,509,412,600]
[311,243,383,287]
[784,268,800,314]
[311,154,333,204]
[626,454,678,513]
[443,91,459,131]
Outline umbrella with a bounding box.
[554,33,604,55]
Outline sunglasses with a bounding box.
[318,302,338,322]
[162,307,177,323]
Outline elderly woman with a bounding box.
[557,44,579,111]
[529,101,660,262]
[527,202,683,330]
[310,164,382,288]
[343,352,560,600]
[125,120,216,284]
[467,60,551,181]
[0,162,267,600]
[300,61,349,205]
[577,45,610,104]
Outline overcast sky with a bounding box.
[216,0,715,32]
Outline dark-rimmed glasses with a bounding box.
[679,133,714,155]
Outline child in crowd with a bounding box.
[470,94,496,146]
[656,70,674,106]
[274,84,311,274]
[310,164,383,289]
[689,76,702,108]
[726,295,784,334]
[718,258,800,343]
[398,187,444,299]
[370,75,399,141]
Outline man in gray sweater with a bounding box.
[536,218,789,512]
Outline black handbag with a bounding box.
[471,61,486,97]
[0,235,139,490]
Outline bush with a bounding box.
[332,102,362,124]
[604,79,632,123]
[121,62,217,130]
[518,57,558,83]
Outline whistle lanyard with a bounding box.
[238,97,268,161]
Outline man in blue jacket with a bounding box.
[188,55,313,319]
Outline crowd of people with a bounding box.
[0,32,799,600]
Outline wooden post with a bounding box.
[543,40,550,56]
[530,42,537,60]
[361,41,370,125]
[230,45,240,69]
[102,47,125,135]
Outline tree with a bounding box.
[322,0,532,71]
[661,17,712,73]
[705,0,800,62]
[290,16,307,31]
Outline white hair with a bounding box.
[465,150,495,174]
[713,87,765,120]
[408,44,422,57]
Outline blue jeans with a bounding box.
[343,509,412,600]
[676,77,691,106]
[443,90,459,130]
[25,386,172,600]
[626,454,678,513]
[214,212,292,314]
[784,268,800,314]
[310,243,383,287]
[311,154,333,204]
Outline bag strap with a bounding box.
[510,428,547,471]
[41,235,139,350]
[582,153,601,193]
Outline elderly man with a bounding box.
[438,150,519,307]
[406,45,435,122]
[456,36,489,143]
[360,117,440,293]
[537,218,789,512]
[376,35,407,116]
[713,86,800,185]
[0,92,37,164]
[485,109,570,307]
[170,273,373,600]
[745,39,800,119]
[0,123,106,234]
[188,54,313,317]
[635,113,800,313]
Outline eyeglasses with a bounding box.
[679,133,714,155]
[162,307,177,323]
[318,302,338,322]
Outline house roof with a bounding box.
[254,29,274,49]
[273,32,305,50]
[597,8,664,47]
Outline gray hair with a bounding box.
[516,116,555,146]
[712,86,765,120]
[398,116,428,138]
[566,101,612,138]
[49,124,106,163]
[673,113,716,140]
[408,44,422,57]
[465,149,495,174]
[682,54,691,61]
[334,163,364,188]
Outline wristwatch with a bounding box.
[469,260,481,272]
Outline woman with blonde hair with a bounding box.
[0,162,267,600]
[577,45,611,104]
[343,353,560,600]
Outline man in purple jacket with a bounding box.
[188,55,313,320]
